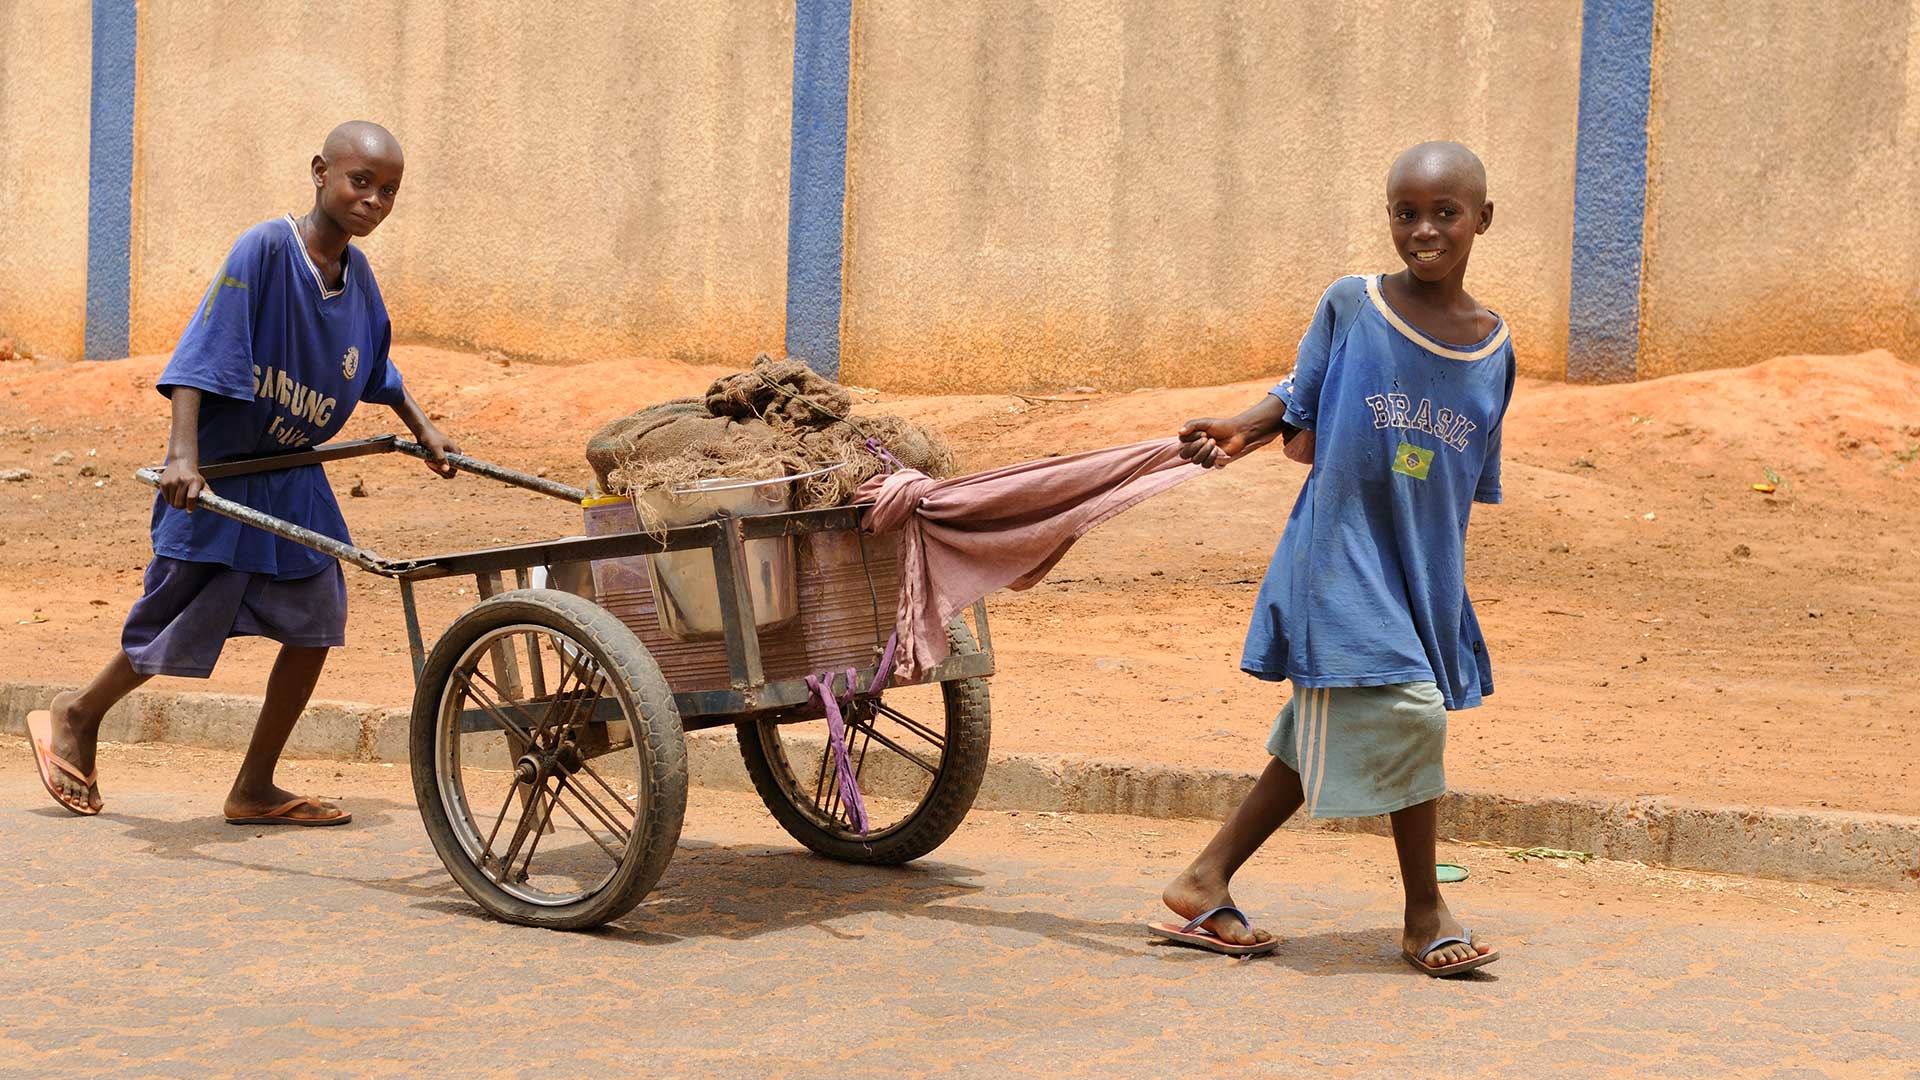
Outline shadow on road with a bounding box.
[102,796,465,903]
[416,838,1001,945]
[68,797,1493,978]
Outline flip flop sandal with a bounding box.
[226,796,352,828]
[1146,905,1280,957]
[1405,929,1500,977]
[25,710,100,817]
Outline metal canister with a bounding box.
[631,474,805,641]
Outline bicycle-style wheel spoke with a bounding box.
[872,701,947,752]
[512,779,565,883]
[549,780,627,864]
[530,641,588,740]
[495,777,549,875]
[576,759,639,816]
[478,773,524,867]
[558,775,632,846]
[846,713,938,776]
[453,668,540,745]
[811,738,834,809]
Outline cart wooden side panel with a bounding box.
[582,499,903,694]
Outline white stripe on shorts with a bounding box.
[1296,690,1312,812]
[1309,688,1330,815]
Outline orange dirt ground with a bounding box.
[3,346,1917,816]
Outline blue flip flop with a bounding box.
[1147,905,1280,956]
[1404,928,1500,977]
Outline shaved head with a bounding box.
[1387,141,1487,205]
[308,121,404,239]
[321,120,402,166]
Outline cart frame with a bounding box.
[135,433,994,726]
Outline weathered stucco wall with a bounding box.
[23,3,1920,385]
[839,0,1584,393]
[1637,1,1920,379]
[0,0,93,360]
[128,0,795,364]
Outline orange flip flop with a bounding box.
[25,709,100,817]
[226,796,351,827]
[1146,905,1280,957]
[1404,929,1501,977]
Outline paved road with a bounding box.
[3,739,1915,1079]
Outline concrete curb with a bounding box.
[1,681,412,767]
[6,681,1915,891]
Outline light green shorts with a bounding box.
[1266,680,1447,819]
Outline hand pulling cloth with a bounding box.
[857,437,1205,681]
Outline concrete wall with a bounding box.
[0,0,93,360]
[839,0,1584,392]
[13,2,1920,387]
[1636,0,1920,379]
[127,0,795,364]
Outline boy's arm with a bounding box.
[159,388,207,511]
[1181,277,1356,468]
[388,387,461,479]
[1178,395,1305,469]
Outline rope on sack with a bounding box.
[751,370,904,474]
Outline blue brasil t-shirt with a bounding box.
[151,215,406,580]
[1242,274,1515,710]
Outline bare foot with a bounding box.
[1403,895,1495,970]
[223,783,347,823]
[45,691,103,812]
[1161,868,1275,947]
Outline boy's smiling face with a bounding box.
[1385,143,1492,284]
[311,123,405,238]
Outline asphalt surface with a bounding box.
[3,738,1916,1079]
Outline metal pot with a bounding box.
[630,466,840,641]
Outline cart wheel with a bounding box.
[411,589,686,930]
[736,622,990,864]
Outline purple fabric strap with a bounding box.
[804,670,870,836]
[864,436,906,474]
[868,629,899,695]
[803,631,901,839]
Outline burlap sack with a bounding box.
[584,355,953,511]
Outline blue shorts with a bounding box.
[121,557,347,678]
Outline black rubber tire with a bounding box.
[410,588,687,930]
[736,623,991,865]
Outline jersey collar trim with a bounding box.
[1365,274,1507,362]
[282,215,348,300]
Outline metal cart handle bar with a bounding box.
[133,434,590,576]
[191,434,587,503]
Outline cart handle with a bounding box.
[185,434,586,504]
[133,465,395,574]
[389,438,586,503]
[133,435,586,574]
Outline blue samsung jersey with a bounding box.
[151,216,406,580]
[1242,275,1515,710]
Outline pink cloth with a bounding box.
[859,437,1205,680]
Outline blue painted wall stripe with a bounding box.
[784,0,851,379]
[85,0,137,361]
[1566,0,1654,383]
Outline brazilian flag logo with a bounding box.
[1391,440,1435,481]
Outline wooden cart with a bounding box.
[138,435,993,929]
